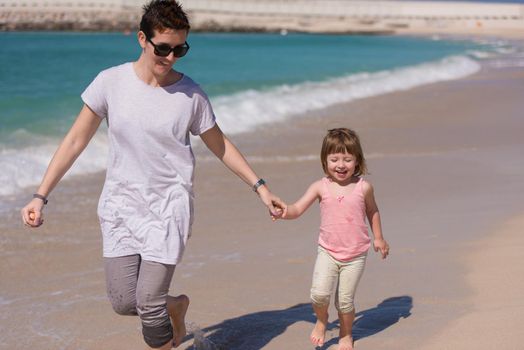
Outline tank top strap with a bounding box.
[356,176,365,195]
[320,177,331,199]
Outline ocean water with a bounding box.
[0,32,522,199]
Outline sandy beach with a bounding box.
[3,0,524,37]
[1,47,524,350]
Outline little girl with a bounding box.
[279,128,389,350]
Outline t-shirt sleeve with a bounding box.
[189,95,216,136]
[81,71,108,119]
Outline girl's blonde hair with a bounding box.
[320,128,368,176]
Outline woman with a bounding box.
[20,1,285,348]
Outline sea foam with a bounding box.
[213,55,480,134]
[0,55,480,197]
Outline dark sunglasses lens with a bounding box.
[154,44,172,57]
[172,45,189,58]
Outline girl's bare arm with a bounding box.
[363,181,389,259]
[282,180,322,220]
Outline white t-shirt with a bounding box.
[81,62,216,264]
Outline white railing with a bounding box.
[0,0,143,11]
[1,0,523,21]
[179,0,524,20]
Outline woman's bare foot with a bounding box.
[338,335,354,350]
[167,294,190,348]
[310,319,328,347]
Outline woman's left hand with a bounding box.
[257,186,287,219]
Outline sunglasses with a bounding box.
[146,37,190,58]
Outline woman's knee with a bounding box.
[104,255,140,316]
[107,290,137,316]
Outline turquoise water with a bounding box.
[0,32,482,136]
[0,32,520,196]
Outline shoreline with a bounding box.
[2,25,524,40]
[1,44,524,349]
[2,31,506,202]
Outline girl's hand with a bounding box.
[21,199,45,227]
[270,206,285,221]
[374,238,389,259]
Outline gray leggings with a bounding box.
[104,255,175,348]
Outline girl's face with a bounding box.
[326,152,358,183]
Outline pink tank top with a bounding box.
[318,177,371,261]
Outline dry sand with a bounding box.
[420,215,524,350]
[1,59,523,349]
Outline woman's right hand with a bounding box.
[18,105,102,229]
[21,198,45,227]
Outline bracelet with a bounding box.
[33,193,48,205]
[252,178,266,193]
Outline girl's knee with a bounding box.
[336,304,355,314]
[335,298,355,314]
[311,292,331,306]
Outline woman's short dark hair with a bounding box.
[140,0,190,38]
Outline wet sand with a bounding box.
[1,64,523,349]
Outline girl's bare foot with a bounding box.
[310,319,328,347]
[338,335,354,350]
[167,294,190,348]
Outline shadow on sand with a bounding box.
[184,296,412,350]
[319,296,413,349]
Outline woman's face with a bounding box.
[138,28,188,77]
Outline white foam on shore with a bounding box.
[0,131,108,197]
[213,55,480,134]
[467,50,494,59]
[486,58,524,68]
[0,55,480,197]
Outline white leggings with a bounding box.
[310,246,367,314]
[104,254,175,348]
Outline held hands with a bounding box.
[270,205,285,221]
[256,186,287,221]
[374,238,390,259]
[21,198,45,227]
[268,198,287,221]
